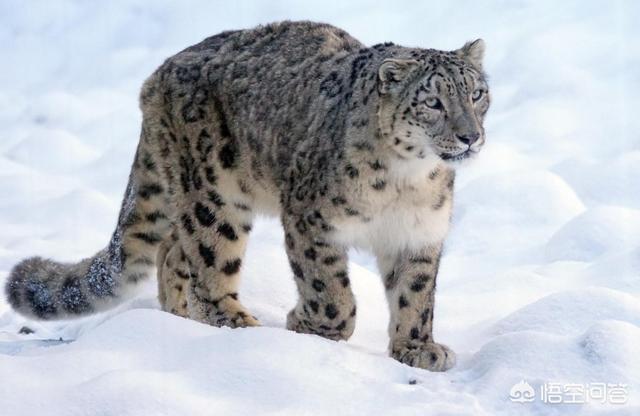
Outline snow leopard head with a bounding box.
[377,40,490,165]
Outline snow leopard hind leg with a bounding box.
[153,82,259,328]
[156,229,189,318]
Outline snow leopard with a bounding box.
[5,21,490,371]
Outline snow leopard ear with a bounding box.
[456,39,485,69]
[377,59,420,94]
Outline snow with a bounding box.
[545,206,640,262]
[1,1,639,415]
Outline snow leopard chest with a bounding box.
[328,173,454,255]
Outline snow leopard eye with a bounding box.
[472,89,484,102]
[425,97,443,110]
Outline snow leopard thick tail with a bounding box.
[5,134,173,320]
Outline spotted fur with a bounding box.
[5,21,489,371]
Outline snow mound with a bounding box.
[578,320,640,375]
[584,247,640,292]
[492,288,640,336]
[545,206,640,262]
[448,170,584,256]
[552,153,640,209]
[0,309,486,416]
[6,128,100,173]
[465,321,640,415]
[457,171,584,228]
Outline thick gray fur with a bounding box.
[5,21,490,371]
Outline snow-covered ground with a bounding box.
[1,1,639,415]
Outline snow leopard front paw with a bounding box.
[391,340,456,371]
[286,307,355,341]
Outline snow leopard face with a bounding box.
[377,40,490,165]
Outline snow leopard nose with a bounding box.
[456,133,480,147]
